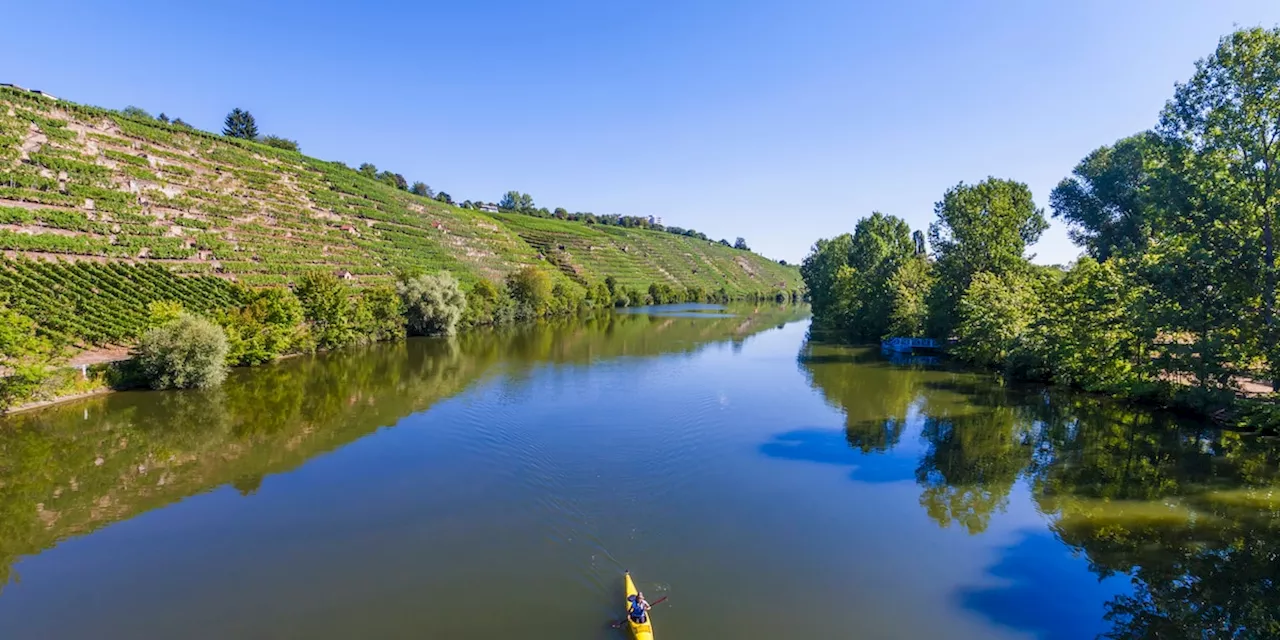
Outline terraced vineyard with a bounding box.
[0,86,801,348]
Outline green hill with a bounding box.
[0,87,801,348]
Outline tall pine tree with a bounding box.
[222,108,259,139]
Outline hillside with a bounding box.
[0,87,800,348]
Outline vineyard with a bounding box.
[0,86,802,349]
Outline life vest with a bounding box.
[629,599,646,620]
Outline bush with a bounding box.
[397,271,466,336]
[133,313,229,389]
[295,271,355,350]
[0,303,56,411]
[261,135,300,152]
[218,288,309,365]
[505,266,553,315]
[355,284,406,342]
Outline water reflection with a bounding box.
[0,305,807,592]
[795,339,1280,639]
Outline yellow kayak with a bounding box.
[624,571,655,639]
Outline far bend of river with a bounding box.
[1,304,1278,639]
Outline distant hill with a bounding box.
[0,87,801,347]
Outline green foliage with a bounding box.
[294,271,355,350]
[410,182,433,197]
[886,256,933,338]
[218,288,310,365]
[133,313,229,389]
[1049,133,1163,261]
[734,237,749,251]
[927,178,1047,338]
[0,302,56,411]
[147,300,185,327]
[260,135,299,152]
[505,265,553,315]
[355,284,406,343]
[499,191,534,212]
[397,272,466,336]
[121,106,152,119]
[952,271,1043,370]
[222,108,258,140]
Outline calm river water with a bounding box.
[0,305,1277,639]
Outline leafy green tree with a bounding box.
[553,207,568,219]
[886,255,933,338]
[358,163,378,178]
[499,191,534,212]
[1160,26,1280,386]
[218,288,310,365]
[0,303,55,411]
[435,192,453,205]
[353,284,406,342]
[842,212,916,340]
[952,271,1042,369]
[260,135,299,152]
[505,266,553,315]
[800,234,854,324]
[146,300,185,327]
[222,108,259,140]
[1031,258,1146,392]
[1050,133,1163,261]
[397,272,466,336]
[294,272,355,350]
[133,313,229,389]
[171,118,192,129]
[927,178,1047,338]
[718,238,731,247]
[410,182,433,197]
[734,237,750,251]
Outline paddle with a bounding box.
[610,596,669,629]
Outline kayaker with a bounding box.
[628,592,651,623]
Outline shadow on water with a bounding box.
[0,304,808,593]
[758,426,916,484]
[956,530,1129,640]
[783,335,1280,639]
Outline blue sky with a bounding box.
[5,1,1280,264]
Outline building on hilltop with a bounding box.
[335,269,355,281]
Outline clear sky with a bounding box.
[5,1,1280,264]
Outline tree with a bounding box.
[218,287,309,366]
[718,238,731,247]
[800,233,854,322]
[354,284,407,342]
[222,108,259,140]
[171,118,192,129]
[358,163,378,178]
[397,272,466,336]
[157,113,170,123]
[294,271,355,350]
[499,191,534,212]
[927,178,1047,338]
[734,237,750,251]
[411,182,434,197]
[844,212,917,340]
[260,135,300,152]
[133,313,229,390]
[952,271,1042,369]
[554,207,568,219]
[505,266,553,315]
[0,302,55,411]
[886,255,933,338]
[1050,132,1163,261]
[1160,26,1280,387]
[435,192,453,205]
[122,105,152,119]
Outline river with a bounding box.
[0,304,1276,639]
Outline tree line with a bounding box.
[493,190,752,251]
[801,26,1280,430]
[1,263,795,410]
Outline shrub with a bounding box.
[218,288,310,365]
[261,135,300,152]
[0,302,56,411]
[295,271,355,350]
[355,284,406,342]
[397,271,466,336]
[133,313,229,389]
[505,266,553,315]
